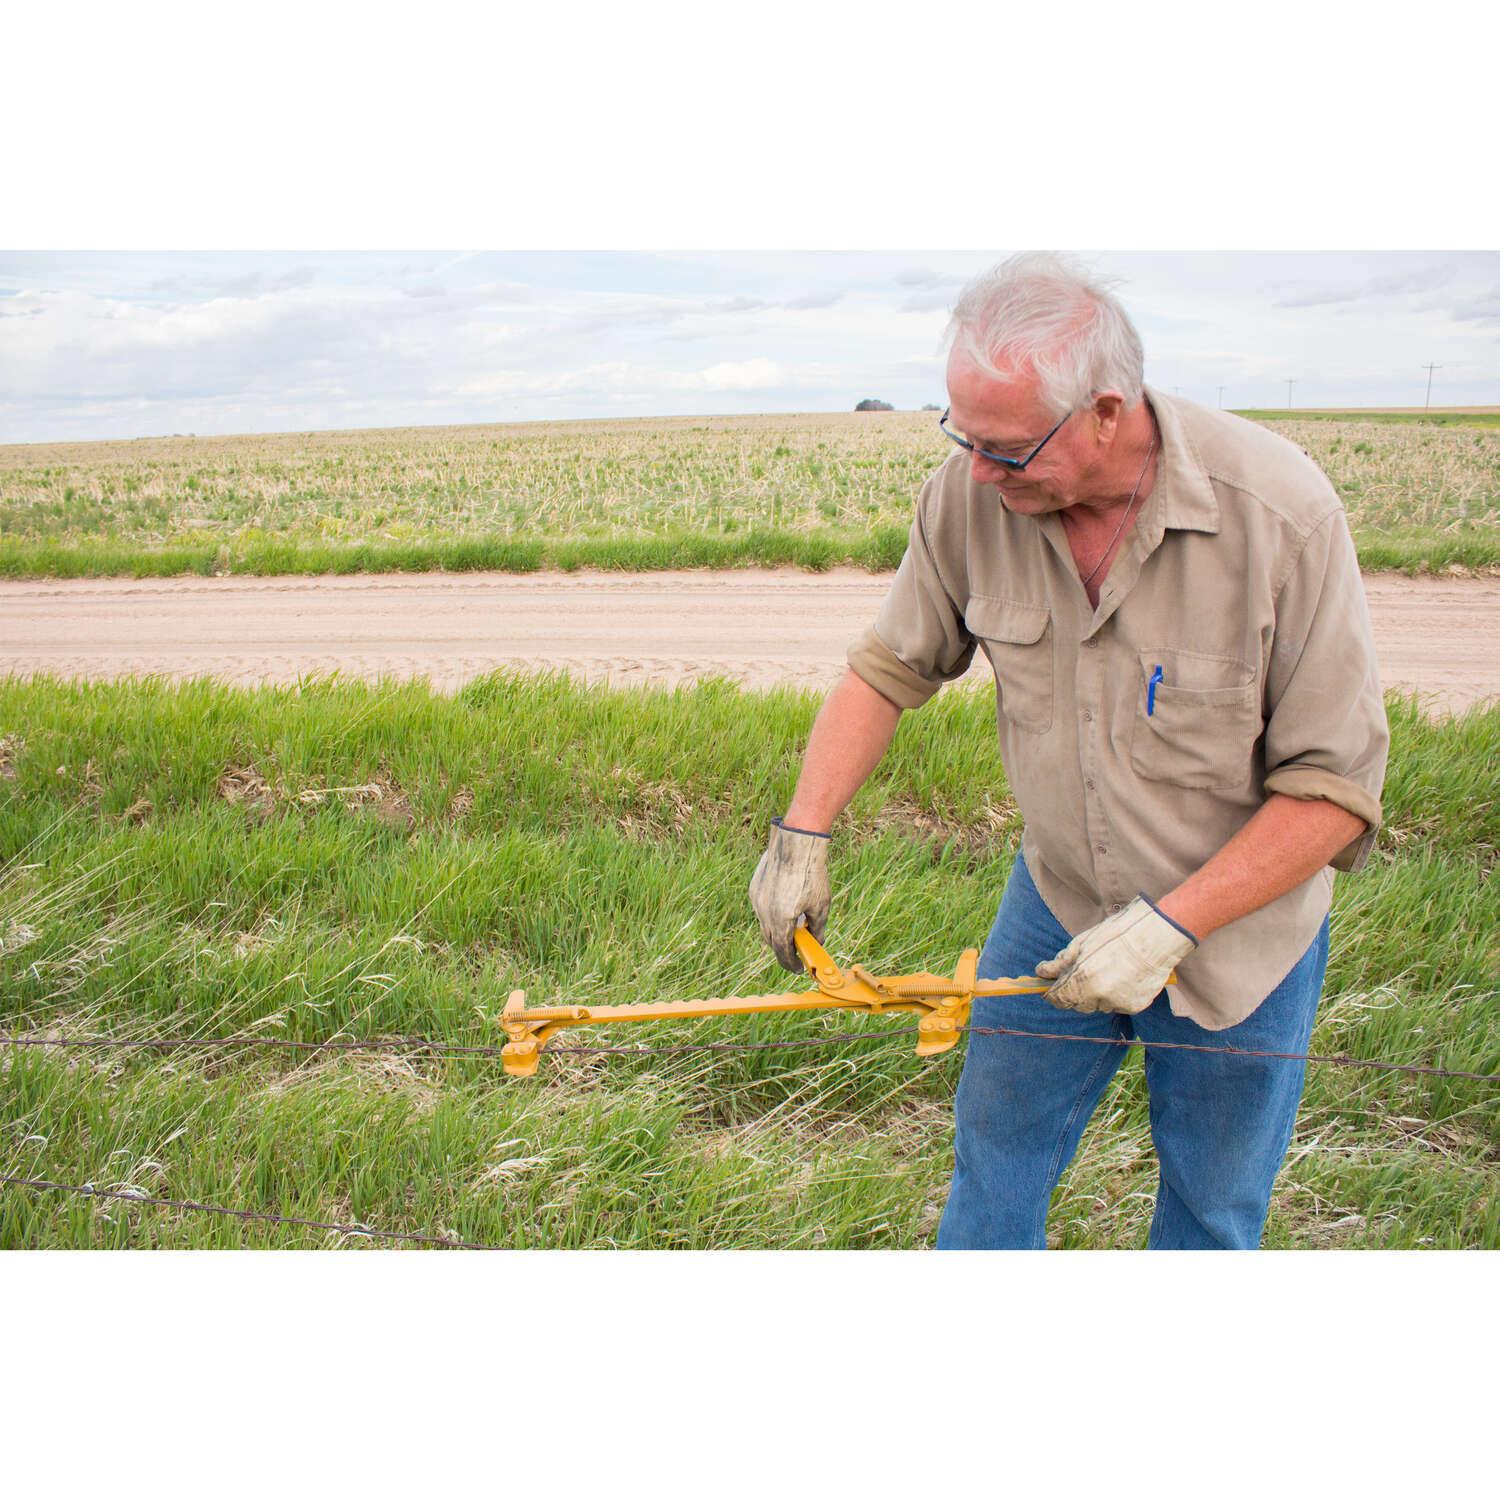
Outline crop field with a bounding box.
[2,409,1498,578]
[2,673,1496,1250]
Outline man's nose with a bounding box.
[972,451,1007,484]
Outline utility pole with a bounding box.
[1217,385,1225,409]
[1286,379,1296,410]
[1422,363,1442,410]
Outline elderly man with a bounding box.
[750,252,1389,1250]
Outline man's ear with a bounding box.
[1089,390,1126,444]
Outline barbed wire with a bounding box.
[5,1014,1495,1250]
[0,1033,509,1057]
[0,1173,494,1249]
[965,1025,1500,1081]
[3,1024,1498,1081]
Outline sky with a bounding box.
[2,249,1497,444]
[5,7,1494,447]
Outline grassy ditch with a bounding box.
[2,410,1497,578]
[1,674,1496,1249]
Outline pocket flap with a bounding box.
[964,597,1049,644]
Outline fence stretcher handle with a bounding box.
[493,929,1162,1077]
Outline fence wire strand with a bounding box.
[3,1025,1498,1080]
[5,1014,1495,1250]
[0,1173,494,1249]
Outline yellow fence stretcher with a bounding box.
[498,927,1064,1078]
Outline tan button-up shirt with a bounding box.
[847,390,1389,1029]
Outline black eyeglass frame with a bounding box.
[938,406,1073,472]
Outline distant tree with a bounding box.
[921,403,941,411]
[855,398,894,412]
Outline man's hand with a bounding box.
[749,819,831,972]
[1036,896,1197,1015]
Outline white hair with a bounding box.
[946,252,1145,419]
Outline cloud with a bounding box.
[894,267,963,290]
[454,356,837,401]
[0,282,524,406]
[0,264,850,429]
[696,357,787,390]
[1446,286,1500,325]
[7,251,1496,442]
[1274,262,1457,308]
[539,286,839,346]
[145,264,321,300]
[1273,286,1362,309]
[900,289,958,313]
[390,279,536,310]
[1366,265,1455,297]
[784,289,845,310]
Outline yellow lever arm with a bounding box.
[495,927,1054,1078]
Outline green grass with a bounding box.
[1,676,1496,1248]
[1238,409,1500,429]
[0,525,911,581]
[1,410,1496,577]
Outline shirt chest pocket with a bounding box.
[964,597,1053,734]
[1129,649,1263,791]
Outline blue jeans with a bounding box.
[936,853,1329,1250]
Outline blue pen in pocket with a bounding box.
[1147,664,1163,715]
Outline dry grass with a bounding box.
[1263,419,1500,534]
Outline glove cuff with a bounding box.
[772,817,831,840]
[1140,894,1199,947]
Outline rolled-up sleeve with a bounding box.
[1262,509,1389,871]
[847,479,976,710]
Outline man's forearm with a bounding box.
[1155,793,1368,939]
[784,669,903,833]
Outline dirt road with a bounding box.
[2,568,1497,713]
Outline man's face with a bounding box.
[944,351,1096,516]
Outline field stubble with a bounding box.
[2,410,1497,577]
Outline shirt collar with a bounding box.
[1143,386,1220,535]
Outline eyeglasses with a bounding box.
[938,406,1073,472]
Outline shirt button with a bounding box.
[1108,902,1123,914]
[1096,844,1108,856]
[1085,778,1097,791]
[1083,638,1099,649]
[1081,709,1093,723]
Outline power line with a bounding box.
[1423,362,1443,410]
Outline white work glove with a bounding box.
[1036,896,1198,1016]
[749,818,831,972]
